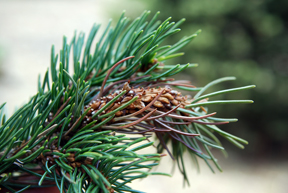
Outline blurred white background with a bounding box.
[0,1,287,192]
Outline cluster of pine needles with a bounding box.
[0,11,254,193]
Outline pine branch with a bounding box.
[0,11,254,192]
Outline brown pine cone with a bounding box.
[84,82,192,124]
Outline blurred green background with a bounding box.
[137,0,288,160]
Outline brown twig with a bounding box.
[191,120,229,125]
[98,56,135,99]
[13,124,58,155]
[113,89,165,121]
[152,82,196,88]
[146,104,181,120]
[155,119,199,136]
[108,109,157,129]
[151,109,217,121]
[51,97,71,120]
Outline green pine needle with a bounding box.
[0,11,254,192]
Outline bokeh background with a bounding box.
[0,0,287,192]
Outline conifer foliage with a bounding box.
[0,11,254,192]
